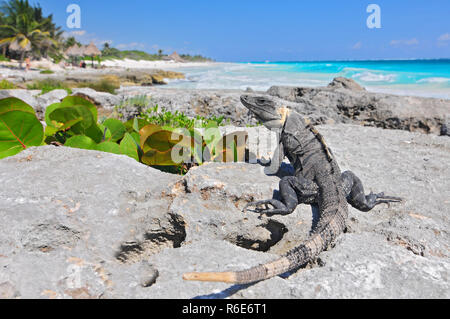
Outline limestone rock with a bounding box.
[72,88,121,110]
[0,124,449,298]
[327,77,365,91]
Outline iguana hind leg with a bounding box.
[341,171,402,212]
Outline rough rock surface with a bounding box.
[117,79,450,135]
[441,116,450,136]
[266,83,449,135]
[327,77,366,91]
[71,88,121,110]
[0,124,448,299]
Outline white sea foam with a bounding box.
[416,77,450,84]
[352,72,397,83]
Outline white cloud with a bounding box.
[63,30,112,48]
[68,30,86,36]
[390,38,419,46]
[116,42,146,50]
[352,41,362,50]
[437,33,450,47]
[438,33,450,41]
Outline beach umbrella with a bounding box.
[83,41,102,67]
[65,44,81,56]
[65,44,84,65]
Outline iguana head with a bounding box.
[240,95,289,130]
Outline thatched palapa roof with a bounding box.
[168,51,185,63]
[83,41,101,57]
[65,44,84,57]
[9,39,31,52]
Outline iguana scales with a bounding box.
[183,95,402,284]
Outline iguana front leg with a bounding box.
[243,176,318,215]
[261,139,284,175]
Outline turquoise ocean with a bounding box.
[166,59,450,99]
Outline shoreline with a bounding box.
[100,58,218,69]
[1,58,449,100]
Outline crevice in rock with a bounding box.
[384,232,426,256]
[226,220,288,252]
[115,214,186,263]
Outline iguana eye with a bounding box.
[257,98,266,104]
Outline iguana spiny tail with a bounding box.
[183,95,349,284]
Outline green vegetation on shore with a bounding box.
[179,54,214,62]
[0,79,16,89]
[26,79,72,95]
[115,95,227,129]
[101,46,161,61]
[101,44,213,62]
[25,76,121,95]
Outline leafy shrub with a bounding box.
[81,76,120,94]
[101,49,160,61]
[141,105,227,129]
[39,69,54,74]
[27,79,72,95]
[0,54,10,62]
[116,96,228,129]
[0,79,16,89]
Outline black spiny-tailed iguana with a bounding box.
[183,95,402,284]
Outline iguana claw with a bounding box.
[243,200,274,213]
[374,192,403,208]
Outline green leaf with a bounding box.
[124,118,149,133]
[44,124,59,137]
[0,98,44,159]
[49,105,94,134]
[60,96,98,123]
[98,123,112,142]
[44,102,63,127]
[65,135,97,150]
[103,118,126,142]
[120,133,139,161]
[84,124,104,144]
[96,141,121,155]
[130,132,140,145]
[140,124,192,166]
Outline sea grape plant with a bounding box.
[0,97,247,174]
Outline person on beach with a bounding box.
[25,57,30,71]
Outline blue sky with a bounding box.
[39,0,450,62]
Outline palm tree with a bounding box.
[0,11,7,56]
[0,0,59,65]
[31,4,63,57]
[0,20,57,67]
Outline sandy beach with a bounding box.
[100,58,217,69]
